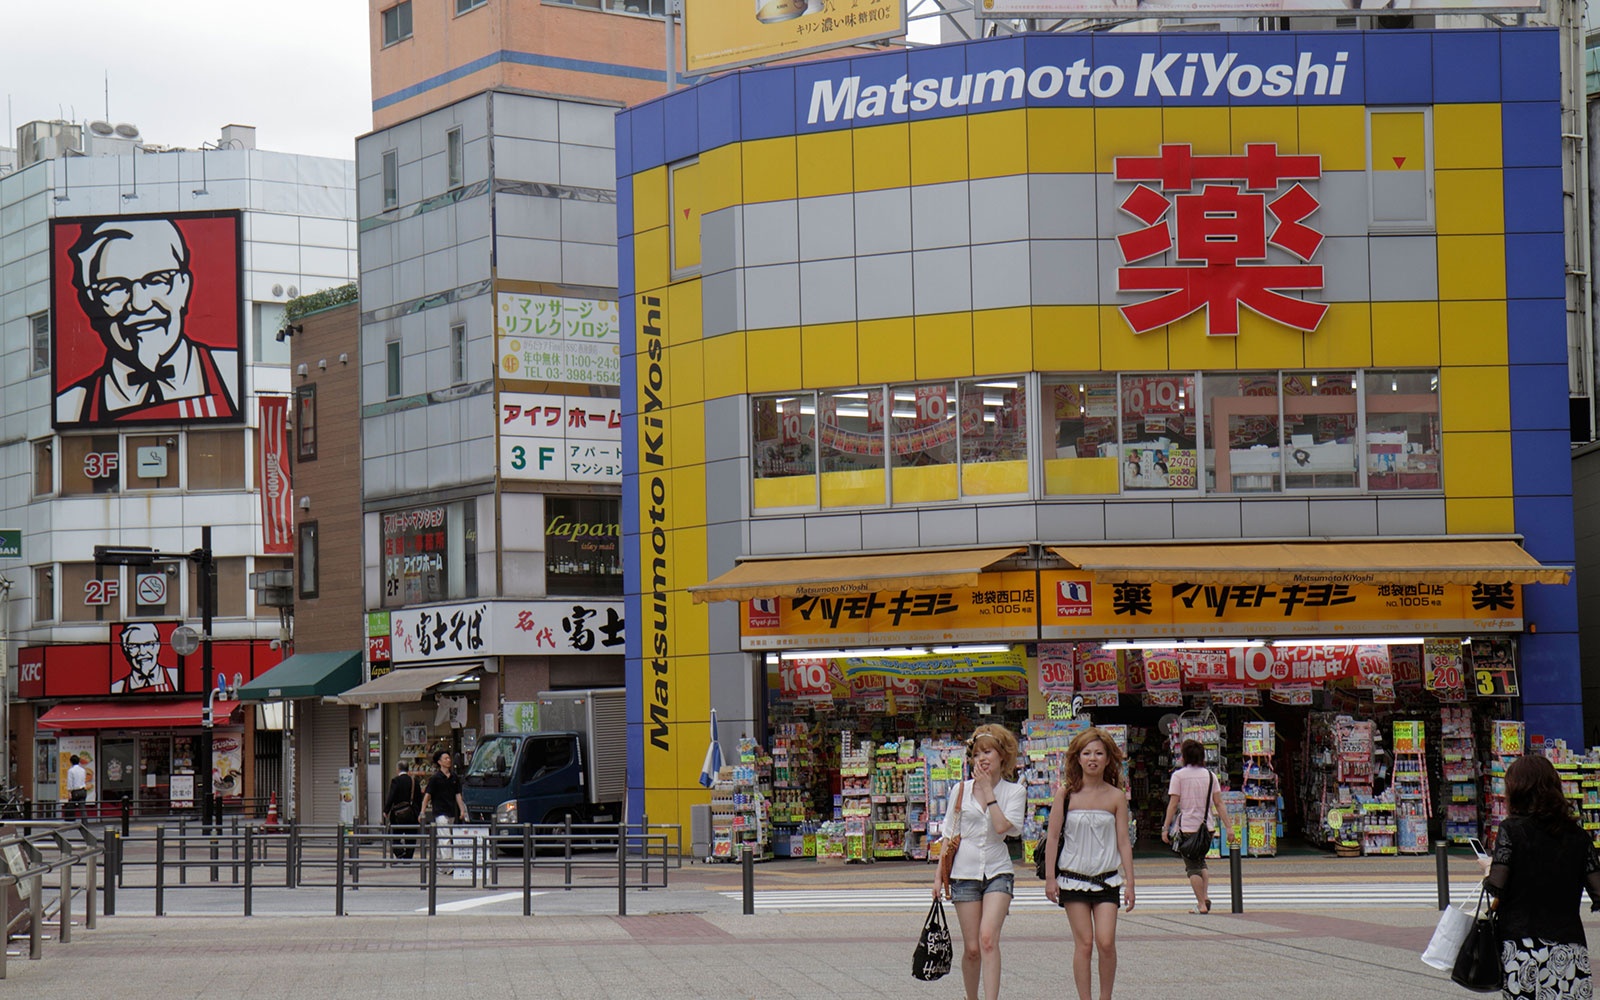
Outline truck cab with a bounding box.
[462,731,588,826]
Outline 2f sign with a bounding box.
[84,578,120,606]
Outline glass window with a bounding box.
[61,562,122,623]
[253,302,289,366]
[1282,371,1359,489]
[1121,374,1199,491]
[188,430,245,490]
[959,378,1028,497]
[32,439,53,496]
[386,341,402,397]
[447,128,464,189]
[752,394,817,509]
[380,500,480,608]
[1366,369,1441,490]
[298,523,320,599]
[1042,376,1119,495]
[125,435,178,490]
[450,323,467,383]
[1203,374,1280,493]
[456,0,486,11]
[1367,108,1433,231]
[818,388,886,507]
[295,384,318,461]
[33,566,54,623]
[382,150,399,209]
[888,382,958,503]
[30,312,49,374]
[381,1,413,45]
[60,435,122,495]
[190,557,247,619]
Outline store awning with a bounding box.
[1049,540,1571,586]
[36,700,241,731]
[690,547,1025,603]
[335,664,477,705]
[237,650,362,701]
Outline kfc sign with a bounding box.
[1115,144,1327,337]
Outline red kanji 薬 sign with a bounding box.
[1114,143,1328,338]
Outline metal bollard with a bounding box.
[335,826,346,917]
[426,823,439,916]
[1228,839,1243,914]
[59,860,73,944]
[104,835,117,916]
[286,821,298,889]
[231,816,241,884]
[121,797,131,839]
[564,815,574,890]
[1435,840,1451,911]
[85,836,98,929]
[244,826,254,917]
[351,825,361,888]
[617,827,627,917]
[27,869,42,960]
[523,825,533,917]
[178,819,188,886]
[742,843,755,915]
[155,825,166,917]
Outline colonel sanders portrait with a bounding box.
[54,217,240,426]
[112,622,180,694]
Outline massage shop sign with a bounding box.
[390,600,626,663]
[739,571,1038,650]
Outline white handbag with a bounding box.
[1420,898,1477,971]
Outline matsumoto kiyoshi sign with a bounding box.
[806,48,1352,125]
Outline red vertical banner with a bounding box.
[259,396,293,553]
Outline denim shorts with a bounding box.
[949,872,1015,902]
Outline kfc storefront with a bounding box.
[19,624,280,816]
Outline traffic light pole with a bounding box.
[198,525,215,831]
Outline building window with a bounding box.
[380,499,479,608]
[61,562,123,623]
[381,1,413,45]
[1366,370,1441,490]
[669,158,701,277]
[298,522,320,600]
[889,383,958,504]
[1367,107,1434,231]
[295,384,318,461]
[752,394,818,510]
[125,435,179,490]
[190,557,247,618]
[32,439,54,496]
[29,312,50,374]
[1042,376,1119,496]
[819,388,886,507]
[382,150,399,210]
[1282,372,1359,490]
[32,566,54,623]
[1121,374,1198,491]
[959,379,1028,497]
[187,430,246,490]
[386,340,403,398]
[456,0,486,11]
[450,323,467,383]
[446,127,464,189]
[253,302,289,366]
[60,435,122,495]
[1203,373,1280,494]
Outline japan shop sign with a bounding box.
[495,293,619,386]
[499,392,622,483]
[738,571,1037,650]
[1040,571,1522,639]
[389,600,626,663]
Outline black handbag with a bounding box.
[912,898,953,981]
[1171,773,1215,860]
[1033,804,1054,880]
[1450,887,1503,993]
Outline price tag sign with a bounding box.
[1474,666,1520,699]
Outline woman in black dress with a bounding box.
[384,762,422,859]
[1483,754,1600,999]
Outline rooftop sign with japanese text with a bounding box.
[685,0,905,77]
[978,0,1539,19]
[389,600,626,663]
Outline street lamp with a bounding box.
[94,525,217,827]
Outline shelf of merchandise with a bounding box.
[1019,718,1090,864]
[1358,800,1398,855]
[1438,706,1479,845]
[1483,720,1524,851]
[709,740,774,862]
[1391,720,1431,855]
[870,742,919,860]
[906,756,930,860]
[769,724,821,858]
[923,738,965,866]
[839,733,874,864]
[1240,721,1279,858]
[1301,713,1374,851]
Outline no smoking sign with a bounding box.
[135,571,168,606]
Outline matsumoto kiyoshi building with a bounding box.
[617,28,1578,844]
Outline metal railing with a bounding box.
[0,821,105,980]
[108,819,682,917]
[2,794,275,826]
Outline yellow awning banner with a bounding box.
[841,646,1027,680]
[691,547,1024,604]
[1049,540,1570,587]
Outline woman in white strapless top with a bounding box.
[1040,726,1136,1000]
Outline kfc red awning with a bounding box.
[36,700,242,730]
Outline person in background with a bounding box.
[383,761,422,860]
[931,724,1026,1000]
[1044,726,1136,1000]
[420,750,470,873]
[1160,738,1234,914]
[65,754,89,820]
[1481,754,1600,999]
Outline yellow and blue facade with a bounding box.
[618,28,1575,830]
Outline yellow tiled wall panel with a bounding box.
[801,322,859,389]
[1234,311,1309,371]
[1303,303,1373,370]
[632,165,669,232]
[1434,104,1503,171]
[915,313,974,379]
[632,227,671,296]
[1438,236,1507,301]
[909,117,968,187]
[1441,431,1511,496]
[702,330,748,400]
[1026,108,1095,174]
[973,307,1034,376]
[1370,302,1441,367]
[1439,366,1510,434]
[1033,306,1100,371]
[969,109,1028,180]
[1296,106,1366,170]
[1162,106,1232,155]
[746,327,802,392]
[1439,301,1508,367]
[1445,497,1515,534]
[858,317,917,384]
[1435,169,1505,235]
[797,130,855,198]
[742,136,798,204]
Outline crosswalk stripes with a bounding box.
[721,882,1483,912]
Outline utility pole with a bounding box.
[0,575,11,793]
[198,526,216,830]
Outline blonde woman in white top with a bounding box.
[932,724,1027,1000]
[1042,726,1136,1000]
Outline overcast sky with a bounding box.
[1,1,372,162]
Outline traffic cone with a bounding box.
[265,792,280,829]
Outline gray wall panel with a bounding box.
[918,506,979,547]
[855,188,912,256]
[805,514,864,552]
[750,516,806,554]
[977,504,1038,544]
[970,176,1030,245]
[1376,496,1446,535]
[1171,501,1243,539]
[1037,503,1107,541]
[1104,502,1174,539]
[912,181,970,250]
[1238,500,1310,537]
[799,194,855,261]
[1308,498,1380,536]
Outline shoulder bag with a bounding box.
[912,898,954,981]
[390,774,418,825]
[1449,885,1503,993]
[1033,799,1056,881]
[1172,771,1214,860]
[935,780,966,896]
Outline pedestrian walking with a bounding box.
[420,750,469,873]
[1481,754,1600,999]
[931,723,1025,1000]
[384,761,422,860]
[1043,726,1135,1000]
[65,754,89,820]
[1160,739,1234,914]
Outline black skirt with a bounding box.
[1056,885,1121,908]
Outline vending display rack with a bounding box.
[1019,717,1090,863]
[924,738,966,866]
[1483,720,1525,850]
[870,741,917,860]
[1240,721,1279,858]
[1438,707,1479,845]
[1391,720,1431,854]
[708,738,773,861]
[839,732,874,864]
[1301,714,1376,849]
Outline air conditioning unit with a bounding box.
[16,120,82,168]
[248,569,294,590]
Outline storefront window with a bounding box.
[545,496,623,596]
[188,429,246,490]
[890,382,958,503]
[1366,369,1441,490]
[60,562,124,622]
[1042,376,1119,495]
[1202,373,1280,493]
[380,500,481,608]
[752,394,817,509]
[125,435,178,490]
[1282,371,1358,490]
[1122,374,1198,491]
[60,435,122,495]
[958,379,1028,497]
[818,389,885,507]
[189,557,248,618]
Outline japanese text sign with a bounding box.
[840,645,1025,680]
[495,293,620,386]
[685,0,906,77]
[738,571,1037,649]
[389,600,626,663]
[500,391,623,483]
